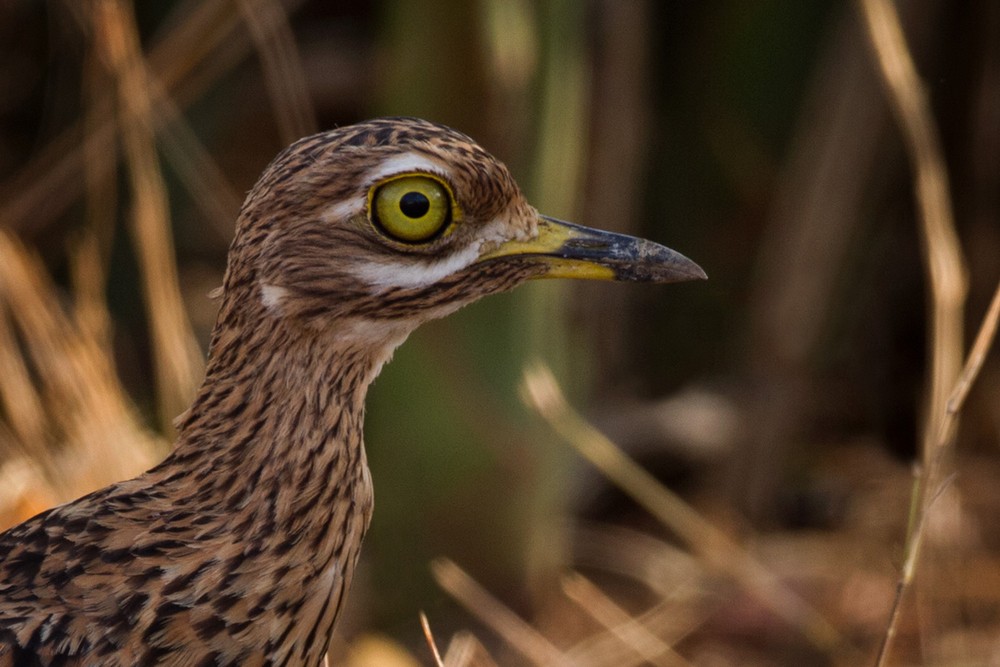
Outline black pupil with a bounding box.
[399,191,431,218]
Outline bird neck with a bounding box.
[164,307,411,535]
[128,306,414,663]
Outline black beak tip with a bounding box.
[687,263,708,281]
[642,251,707,284]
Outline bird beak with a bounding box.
[478,215,706,283]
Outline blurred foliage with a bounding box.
[1,0,999,664]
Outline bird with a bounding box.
[0,117,704,666]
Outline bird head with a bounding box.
[219,117,704,345]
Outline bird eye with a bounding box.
[371,175,453,243]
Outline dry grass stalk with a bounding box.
[0,233,159,511]
[856,0,966,475]
[237,0,317,143]
[857,0,967,451]
[148,81,244,242]
[0,0,317,522]
[561,572,690,667]
[856,0,979,663]
[0,292,49,456]
[521,363,841,652]
[421,613,500,667]
[420,612,447,667]
[0,0,319,449]
[69,0,246,243]
[79,38,118,340]
[91,0,205,430]
[441,633,501,667]
[571,524,703,600]
[944,282,1000,422]
[431,558,574,667]
[874,284,1000,665]
[1,0,310,238]
[566,525,714,664]
[565,596,709,667]
[2,0,237,234]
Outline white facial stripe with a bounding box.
[321,196,365,223]
[259,282,289,312]
[355,244,482,291]
[364,152,449,183]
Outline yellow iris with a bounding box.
[371,175,452,243]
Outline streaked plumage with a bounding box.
[0,117,704,665]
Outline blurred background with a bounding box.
[0,1,998,664]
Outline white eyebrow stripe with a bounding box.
[364,152,450,183]
[355,244,482,291]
